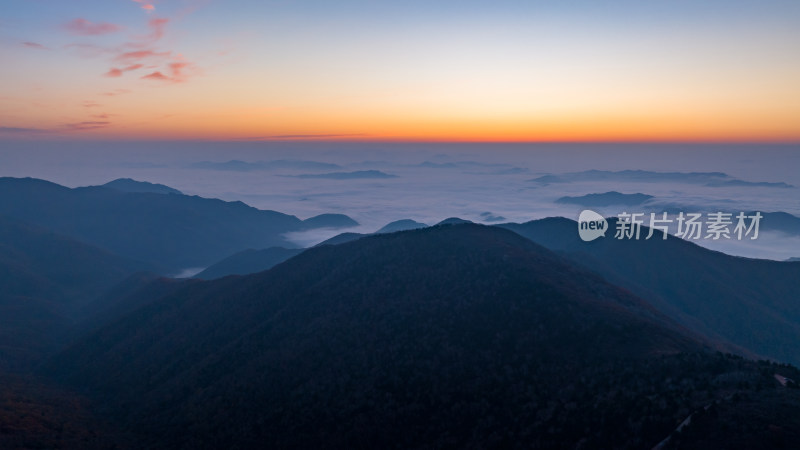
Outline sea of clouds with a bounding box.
[1,141,798,260]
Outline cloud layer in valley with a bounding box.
[0,142,797,260]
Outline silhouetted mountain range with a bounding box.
[100,178,183,195]
[309,219,431,251]
[194,247,303,280]
[302,213,358,229]
[479,211,506,222]
[754,211,800,236]
[190,159,342,171]
[530,170,794,188]
[0,177,356,271]
[437,217,473,225]
[207,215,800,365]
[500,217,800,366]
[375,219,428,234]
[556,191,653,206]
[47,224,800,448]
[292,170,397,179]
[0,215,149,370]
[2,176,800,448]
[316,232,366,247]
[312,220,429,250]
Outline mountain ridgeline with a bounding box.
[1,177,800,448]
[0,177,357,271]
[48,224,800,448]
[500,218,800,366]
[194,247,303,280]
[101,178,183,195]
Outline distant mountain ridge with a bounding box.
[556,191,653,206]
[101,178,182,195]
[0,177,357,271]
[530,169,794,188]
[190,159,342,171]
[302,213,358,229]
[291,170,397,179]
[500,217,800,365]
[376,219,428,234]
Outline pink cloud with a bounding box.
[141,71,170,81]
[168,61,190,77]
[115,49,171,63]
[64,18,122,36]
[69,3,203,87]
[82,101,102,108]
[104,68,124,77]
[148,18,169,41]
[22,42,47,50]
[133,0,155,12]
[139,58,196,83]
[104,63,144,77]
[127,17,169,46]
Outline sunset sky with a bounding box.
[1,0,799,142]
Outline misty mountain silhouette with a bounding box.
[501,217,800,366]
[315,231,367,246]
[0,177,356,271]
[200,218,477,279]
[292,169,397,179]
[754,211,800,236]
[0,215,149,369]
[302,213,358,229]
[47,224,800,449]
[194,247,303,280]
[705,179,793,188]
[314,219,432,249]
[556,191,653,206]
[314,220,430,250]
[190,159,342,171]
[100,178,183,195]
[436,217,473,225]
[375,219,428,233]
[530,169,793,188]
[189,220,428,278]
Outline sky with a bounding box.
[1,0,799,142]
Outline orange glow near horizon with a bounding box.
[18,106,797,143]
[2,1,799,143]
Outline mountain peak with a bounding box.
[302,213,358,229]
[375,219,428,234]
[101,178,182,195]
[51,221,728,449]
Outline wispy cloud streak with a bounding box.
[64,18,122,36]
